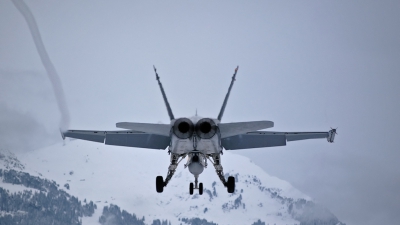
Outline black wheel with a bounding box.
[199,183,203,195]
[189,182,194,195]
[156,176,164,193]
[227,176,235,193]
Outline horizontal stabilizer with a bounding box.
[116,122,171,137]
[219,121,274,138]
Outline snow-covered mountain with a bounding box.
[0,140,345,225]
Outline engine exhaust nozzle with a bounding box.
[173,118,194,139]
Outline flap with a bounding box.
[222,133,286,150]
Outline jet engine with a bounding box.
[173,118,194,139]
[195,118,217,139]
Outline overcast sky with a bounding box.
[1,1,399,224]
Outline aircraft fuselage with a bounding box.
[169,116,222,177]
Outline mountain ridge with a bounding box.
[0,141,345,225]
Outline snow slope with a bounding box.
[9,139,338,225]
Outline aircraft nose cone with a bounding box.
[188,162,204,175]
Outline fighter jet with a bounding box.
[62,66,336,195]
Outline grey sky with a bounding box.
[1,1,399,224]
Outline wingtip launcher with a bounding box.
[327,128,337,143]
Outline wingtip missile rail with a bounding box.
[327,128,337,143]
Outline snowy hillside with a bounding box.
[0,140,345,225]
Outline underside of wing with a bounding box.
[222,130,332,150]
[221,133,286,150]
[62,130,170,150]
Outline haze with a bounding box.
[0,1,399,224]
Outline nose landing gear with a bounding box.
[199,183,203,195]
[189,175,203,195]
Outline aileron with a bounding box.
[63,130,105,143]
[254,131,329,142]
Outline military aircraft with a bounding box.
[62,66,336,195]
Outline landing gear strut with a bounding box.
[155,153,186,193]
[206,153,235,193]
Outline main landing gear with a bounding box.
[208,153,235,193]
[155,153,235,194]
[226,176,235,193]
[156,153,186,193]
[156,176,165,193]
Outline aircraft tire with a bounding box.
[227,176,235,193]
[189,182,194,195]
[156,176,164,193]
[199,183,203,195]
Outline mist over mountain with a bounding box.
[0,70,60,153]
[0,140,345,225]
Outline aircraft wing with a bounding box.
[221,129,336,150]
[62,130,170,150]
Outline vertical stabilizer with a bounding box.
[153,66,175,120]
[217,66,239,121]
